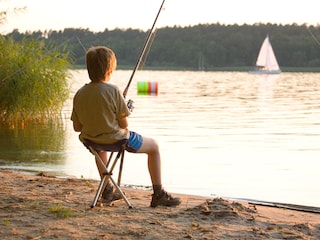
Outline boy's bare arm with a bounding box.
[118,117,128,129]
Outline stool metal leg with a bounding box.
[89,146,132,208]
[91,174,109,208]
[118,150,125,186]
[109,175,132,208]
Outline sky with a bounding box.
[1,0,319,34]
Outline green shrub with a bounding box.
[0,36,71,126]
[49,204,72,218]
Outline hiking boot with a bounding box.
[101,191,122,203]
[101,185,122,202]
[150,190,181,208]
[102,184,113,198]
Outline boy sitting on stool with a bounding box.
[71,46,181,207]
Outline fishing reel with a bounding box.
[127,99,134,112]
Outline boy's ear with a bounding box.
[104,70,112,79]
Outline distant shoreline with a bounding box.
[71,65,320,72]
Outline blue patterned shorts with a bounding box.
[126,131,143,152]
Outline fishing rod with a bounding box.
[123,0,166,99]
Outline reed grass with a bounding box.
[0,36,71,127]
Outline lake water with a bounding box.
[1,70,319,208]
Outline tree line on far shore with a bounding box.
[4,23,320,71]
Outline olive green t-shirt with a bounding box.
[71,82,130,144]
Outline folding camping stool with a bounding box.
[83,139,132,209]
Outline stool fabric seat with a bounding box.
[83,139,128,152]
[83,139,132,208]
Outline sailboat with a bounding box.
[250,35,281,74]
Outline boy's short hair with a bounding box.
[86,46,117,82]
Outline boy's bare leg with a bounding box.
[97,151,117,201]
[97,151,108,178]
[136,137,162,185]
[137,136,181,207]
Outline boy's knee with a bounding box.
[147,138,159,152]
[139,136,159,154]
[153,139,160,151]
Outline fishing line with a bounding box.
[306,25,320,47]
[123,0,166,98]
[139,29,158,69]
[76,36,87,53]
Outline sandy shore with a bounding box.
[0,170,319,239]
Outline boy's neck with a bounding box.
[100,72,112,83]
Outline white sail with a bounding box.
[251,35,281,74]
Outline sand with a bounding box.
[0,170,319,239]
